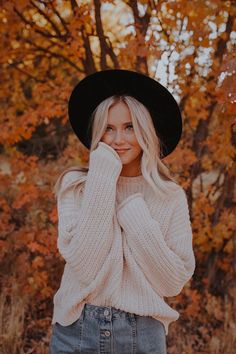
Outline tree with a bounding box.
[0,0,235,352]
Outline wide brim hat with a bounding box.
[68,69,182,158]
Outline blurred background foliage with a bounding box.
[0,0,235,352]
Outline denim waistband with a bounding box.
[82,303,136,321]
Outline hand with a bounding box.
[89,141,123,175]
[96,142,122,161]
[116,193,144,213]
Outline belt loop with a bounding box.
[109,305,112,320]
[81,303,86,321]
[128,312,136,323]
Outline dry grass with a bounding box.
[0,289,26,354]
[167,287,236,354]
[0,286,235,353]
[208,294,236,354]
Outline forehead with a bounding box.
[107,121,131,126]
[107,101,132,124]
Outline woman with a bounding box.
[49,69,196,353]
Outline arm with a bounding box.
[57,142,122,287]
[116,189,196,297]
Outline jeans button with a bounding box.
[105,330,111,337]
[104,309,109,316]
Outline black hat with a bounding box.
[68,69,182,158]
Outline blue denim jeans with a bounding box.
[49,303,167,353]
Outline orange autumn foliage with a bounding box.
[0,1,235,352]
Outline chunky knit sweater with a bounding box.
[51,142,195,335]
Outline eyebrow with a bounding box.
[107,122,132,127]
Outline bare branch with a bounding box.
[8,62,45,83]
[49,1,70,35]
[93,0,119,69]
[29,0,63,39]
[25,38,84,73]
[13,6,64,40]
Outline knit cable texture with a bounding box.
[52,142,195,335]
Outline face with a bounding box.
[100,101,143,176]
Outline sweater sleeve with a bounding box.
[57,142,122,287]
[116,189,196,297]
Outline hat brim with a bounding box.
[68,69,182,158]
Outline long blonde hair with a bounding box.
[53,95,180,200]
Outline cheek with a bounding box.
[131,136,142,150]
[100,133,110,143]
[101,132,140,147]
[130,143,142,157]
[128,133,139,144]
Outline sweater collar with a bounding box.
[118,174,145,185]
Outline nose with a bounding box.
[113,130,126,143]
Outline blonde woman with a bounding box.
[49,69,196,353]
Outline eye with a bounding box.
[105,124,133,132]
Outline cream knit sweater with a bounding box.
[51,142,195,335]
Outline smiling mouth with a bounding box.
[116,149,130,153]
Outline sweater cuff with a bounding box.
[116,193,143,213]
[89,142,122,180]
[98,142,121,161]
[117,194,152,232]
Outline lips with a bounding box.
[115,149,129,153]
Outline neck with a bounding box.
[118,174,145,185]
[120,166,142,177]
[120,172,142,177]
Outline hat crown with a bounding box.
[68,69,182,158]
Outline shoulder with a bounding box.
[55,167,87,193]
[169,186,191,220]
[161,181,187,201]
[172,185,189,204]
[61,170,86,185]
[173,185,187,198]
[160,183,189,210]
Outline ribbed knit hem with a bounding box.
[51,301,178,336]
